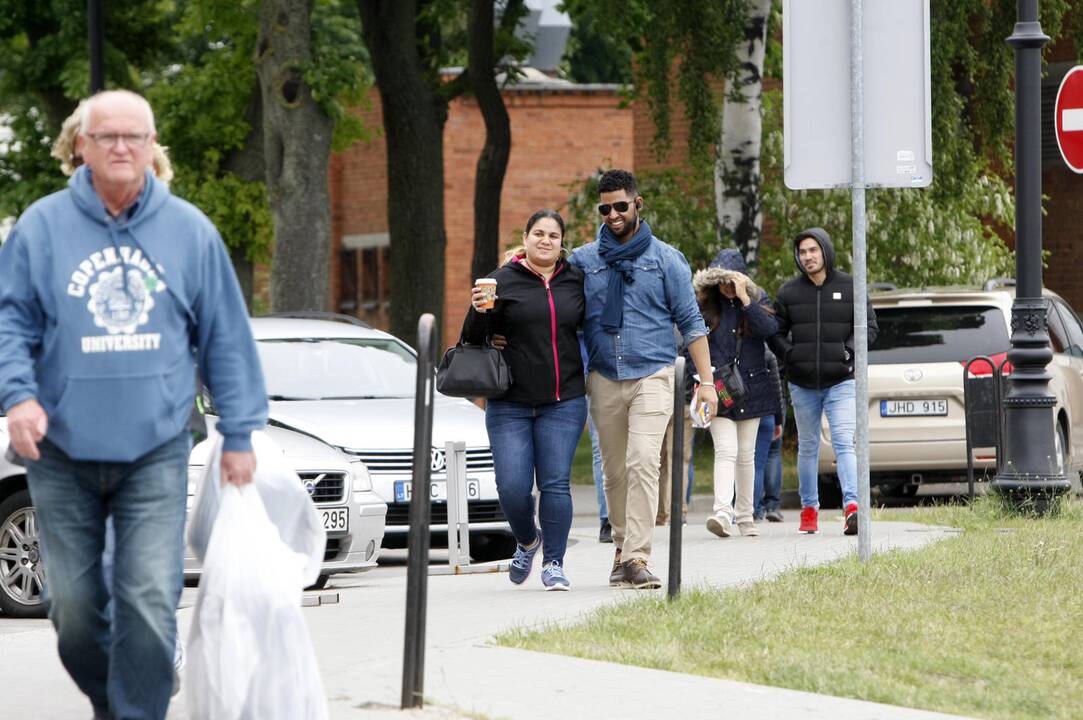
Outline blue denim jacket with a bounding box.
[570,236,706,381]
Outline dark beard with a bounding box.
[612,211,639,241]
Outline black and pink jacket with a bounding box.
[461,257,585,405]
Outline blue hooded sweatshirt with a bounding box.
[0,166,268,461]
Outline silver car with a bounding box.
[249,316,515,560]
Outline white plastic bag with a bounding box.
[187,431,326,587]
[186,483,329,720]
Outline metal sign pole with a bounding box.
[850,0,873,562]
[402,314,436,709]
[667,357,686,600]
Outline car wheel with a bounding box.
[817,474,843,509]
[469,532,517,563]
[0,489,48,618]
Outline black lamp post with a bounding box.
[88,0,104,93]
[992,0,1070,506]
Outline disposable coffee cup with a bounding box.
[476,278,497,310]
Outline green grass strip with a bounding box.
[499,498,1083,719]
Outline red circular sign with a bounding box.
[1055,66,1083,173]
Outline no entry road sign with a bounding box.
[1055,66,1083,173]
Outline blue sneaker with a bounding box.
[541,561,570,591]
[508,529,541,584]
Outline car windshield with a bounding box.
[869,305,1009,364]
[257,338,415,399]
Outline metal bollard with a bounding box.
[401,314,436,709]
[668,357,686,600]
[430,441,511,576]
[444,441,470,569]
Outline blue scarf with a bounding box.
[597,219,653,333]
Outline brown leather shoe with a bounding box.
[609,548,623,586]
[620,558,661,589]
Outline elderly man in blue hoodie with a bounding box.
[0,90,268,720]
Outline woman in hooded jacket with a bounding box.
[692,249,781,538]
[460,209,586,591]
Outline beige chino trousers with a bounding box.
[587,366,674,563]
[656,413,694,526]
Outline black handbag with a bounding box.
[435,339,512,399]
[716,337,746,409]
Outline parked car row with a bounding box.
[817,281,1083,505]
[0,314,511,618]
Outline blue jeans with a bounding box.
[587,409,607,522]
[789,380,858,509]
[752,415,776,518]
[486,396,587,565]
[28,432,190,720]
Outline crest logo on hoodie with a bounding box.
[67,246,168,353]
[87,266,155,334]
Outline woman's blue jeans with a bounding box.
[486,395,587,565]
[27,432,190,720]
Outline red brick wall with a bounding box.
[331,86,633,349]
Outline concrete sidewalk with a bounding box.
[0,488,971,719]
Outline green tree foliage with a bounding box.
[0,0,176,215]
[560,0,745,163]
[560,4,633,85]
[0,0,370,274]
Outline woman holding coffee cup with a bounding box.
[460,209,586,591]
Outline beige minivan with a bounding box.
[816,281,1083,504]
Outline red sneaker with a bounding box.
[844,502,859,536]
[798,506,818,534]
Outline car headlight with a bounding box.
[350,460,373,492]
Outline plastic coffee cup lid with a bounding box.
[476,278,497,285]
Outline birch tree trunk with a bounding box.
[714,0,771,267]
[257,0,334,311]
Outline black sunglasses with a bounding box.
[597,201,637,216]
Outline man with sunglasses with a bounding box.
[569,169,717,589]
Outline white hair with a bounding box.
[79,90,156,134]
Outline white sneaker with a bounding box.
[738,521,760,536]
[706,514,732,537]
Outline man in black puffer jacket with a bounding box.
[770,228,877,536]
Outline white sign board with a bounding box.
[784,0,933,189]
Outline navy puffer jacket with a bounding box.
[692,249,781,421]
